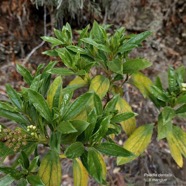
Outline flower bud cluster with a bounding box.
[2,128,27,152]
[27,125,37,137]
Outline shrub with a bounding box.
[0,22,186,185]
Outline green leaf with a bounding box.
[49,132,61,153]
[0,167,22,180]
[0,102,17,112]
[177,94,186,104]
[73,158,88,186]
[84,109,97,141]
[57,121,77,134]
[78,24,90,36]
[168,67,177,92]
[42,61,58,74]
[63,93,93,120]
[30,75,42,91]
[107,123,121,136]
[105,95,119,113]
[27,175,45,186]
[0,175,14,186]
[107,59,123,74]
[54,28,64,41]
[90,21,107,43]
[28,156,39,172]
[93,93,103,115]
[123,59,152,74]
[67,45,86,54]
[16,64,33,85]
[176,104,186,114]
[111,112,136,123]
[39,73,51,97]
[47,76,62,109]
[118,43,138,53]
[116,97,136,136]
[117,124,153,165]
[49,68,75,76]
[150,85,169,102]
[87,148,106,184]
[27,89,52,123]
[157,113,173,140]
[38,151,62,186]
[59,90,73,118]
[154,76,163,91]
[161,106,175,125]
[17,178,28,186]
[91,116,110,144]
[65,142,85,159]
[60,120,90,144]
[20,151,30,169]
[6,84,23,109]
[41,36,63,47]
[81,38,110,52]
[127,31,151,44]
[89,75,110,99]
[95,142,134,157]
[42,50,58,57]
[176,66,186,87]
[70,120,90,135]
[0,142,14,157]
[65,22,73,43]
[56,48,73,68]
[0,109,28,126]
[118,31,151,53]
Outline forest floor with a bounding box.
[0,0,186,185]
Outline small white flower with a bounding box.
[181,83,186,88]
[31,132,35,136]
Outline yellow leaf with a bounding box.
[131,72,153,98]
[166,126,186,167]
[89,75,110,99]
[73,158,89,186]
[116,97,136,135]
[171,126,186,157]
[38,151,62,186]
[47,76,62,109]
[69,76,88,87]
[111,85,123,96]
[117,124,153,165]
[73,109,88,120]
[167,132,183,167]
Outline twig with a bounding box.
[163,0,178,21]
[103,6,108,24]
[22,41,45,65]
[124,84,130,103]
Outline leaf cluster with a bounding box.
[1,22,186,185]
